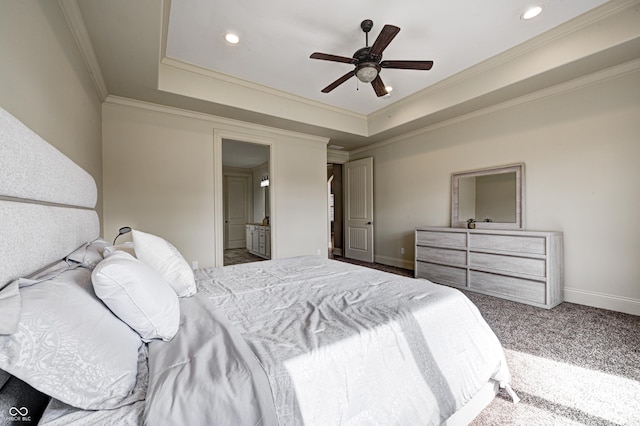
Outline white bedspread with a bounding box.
[196,256,511,425]
[40,256,511,425]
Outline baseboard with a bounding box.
[363,260,640,316]
[373,254,414,271]
[564,287,640,316]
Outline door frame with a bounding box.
[214,130,276,266]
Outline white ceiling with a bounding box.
[165,0,608,115]
[222,140,269,169]
[74,0,637,150]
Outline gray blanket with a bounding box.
[145,293,278,426]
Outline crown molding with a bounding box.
[351,58,640,156]
[158,59,368,137]
[367,0,640,139]
[104,95,330,145]
[327,149,349,164]
[161,57,365,122]
[372,0,640,123]
[58,0,108,101]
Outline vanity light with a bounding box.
[522,6,542,20]
[224,32,240,44]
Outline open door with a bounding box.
[344,157,374,262]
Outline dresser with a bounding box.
[246,224,271,259]
[415,227,563,308]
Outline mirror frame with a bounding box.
[451,163,525,230]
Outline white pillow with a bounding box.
[64,238,111,268]
[92,251,180,342]
[132,229,197,297]
[104,241,136,258]
[0,267,143,410]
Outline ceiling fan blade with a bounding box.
[369,25,400,57]
[371,75,388,97]
[380,60,434,70]
[321,70,356,93]
[310,52,355,64]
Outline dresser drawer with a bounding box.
[416,262,467,288]
[416,246,467,266]
[416,231,466,248]
[470,270,545,304]
[470,252,546,277]
[415,227,562,308]
[469,233,546,255]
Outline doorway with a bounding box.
[222,139,270,265]
[327,164,343,257]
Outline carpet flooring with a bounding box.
[466,291,640,426]
[222,254,639,424]
[333,256,640,425]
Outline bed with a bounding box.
[0,106,516,425]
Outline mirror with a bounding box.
[451,163,525,229]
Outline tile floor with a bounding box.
[223,248,265,266]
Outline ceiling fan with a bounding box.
[310,19,434,97]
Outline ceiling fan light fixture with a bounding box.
[522,6,542,20]
[355,63,379,83]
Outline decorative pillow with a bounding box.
[132,229,196,297]
[92,251,180,342]
[64,238,111,269]
[0,267,143,410]
[0,237,111,336]
[0,281,20,334]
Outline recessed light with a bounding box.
[385,86,393,93]
[224,33,240,44]
[522,6,542,20]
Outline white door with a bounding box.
[224,175,251,249]
[344,157,374,262]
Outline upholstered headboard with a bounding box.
[0,107,101,422]
[0,107,100,289]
